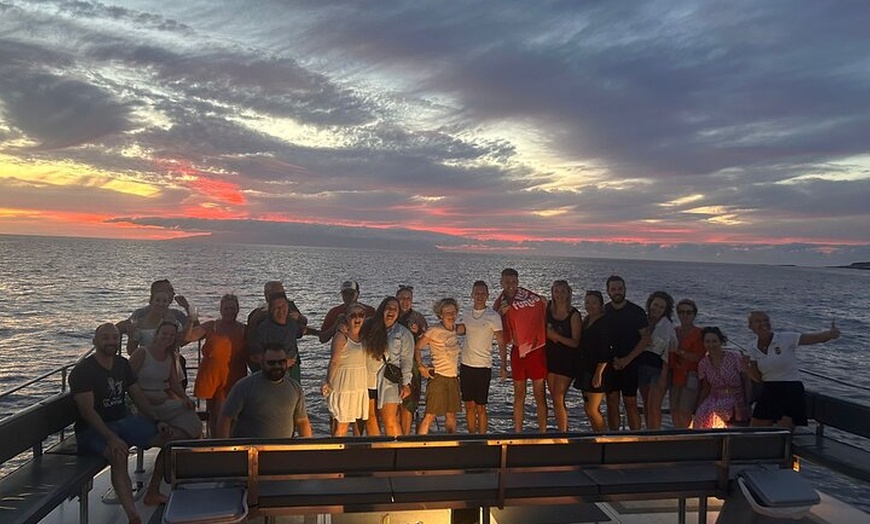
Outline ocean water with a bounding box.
[1,234,868,507]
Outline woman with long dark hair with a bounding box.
[361,296,415,436]
[575,290,611,431]
[694,327,747,428]
[637,291,677,430]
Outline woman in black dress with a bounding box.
[576,290,611,431]
[545,280,582,432]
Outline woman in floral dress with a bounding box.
[693,327,748,429]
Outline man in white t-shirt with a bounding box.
[460,280,507,433]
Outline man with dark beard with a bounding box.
[219,345,312,438]
[603,275,650,430]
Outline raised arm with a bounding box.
[798,321,840,346]
[183,319,214,344]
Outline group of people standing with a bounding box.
[68,273,840,523]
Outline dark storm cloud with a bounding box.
[301,1,870,180]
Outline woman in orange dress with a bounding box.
[184,294,246,437]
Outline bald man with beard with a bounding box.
[70,323,173,523]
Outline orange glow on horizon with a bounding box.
[0,207,202,240]
[1,206,863,249]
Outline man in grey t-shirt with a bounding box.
[219,345,312,438]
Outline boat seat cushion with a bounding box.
[585,464,720,496]
[258,477,393,508]
[163,485,247,524]
[503,470,597,499]
[390,472,499,504]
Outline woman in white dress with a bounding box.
[322,303,370,436]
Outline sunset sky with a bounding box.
[1,1,869,264]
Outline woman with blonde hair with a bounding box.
[545,280,582,432]
[184,294,247,437]
[669,299,705,428]
[415,298,463,434]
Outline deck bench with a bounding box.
[0,393,106,524]
[792,390,870,482]
[162,427,792,523]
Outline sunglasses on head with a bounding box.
[677,309,695,315]
[398,285,414,291]
[348,312,366,319]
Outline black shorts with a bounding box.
[460,364,492,405]
[752,381,807,426]
[574,366,610,394]
[545,345,575,378]
[607,360,639,398]
[368,388,378,401]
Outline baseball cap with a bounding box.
[340,280,359,293]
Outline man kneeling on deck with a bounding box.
[70,323,173,524]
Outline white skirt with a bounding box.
[327,364,369,423]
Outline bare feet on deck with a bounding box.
[143,491,167,506]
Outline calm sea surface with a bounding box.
[1,235,868,508]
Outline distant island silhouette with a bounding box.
[834,261,870,270]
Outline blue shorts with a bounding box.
[638,363,664,386]
[76,416,158,456]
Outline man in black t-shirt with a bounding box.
[603,276,650,431]
[70,323,172,524]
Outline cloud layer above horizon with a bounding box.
[1,0,869,264]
